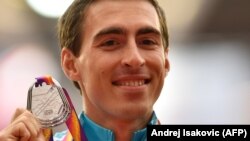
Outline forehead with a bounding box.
[84,0,160,30]
[88,0,156,12]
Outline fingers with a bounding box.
[11,109,41,139]
[13,122,31,141]
[0,108,45,141]
[34,130,46,141]
[19,129,46,141]
[11,108,26,123]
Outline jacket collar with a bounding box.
[80,111,159,141]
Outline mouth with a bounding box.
[112,79,151,87]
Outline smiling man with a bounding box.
[0,0,169,141]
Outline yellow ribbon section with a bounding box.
[42,128,53,141]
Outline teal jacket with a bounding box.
[54,112,159,141]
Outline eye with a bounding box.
[100,39,120,47]
[141,39,157,45]
[138,38,159,47]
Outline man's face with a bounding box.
[74,0,169,120]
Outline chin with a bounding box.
[115,103,153,119]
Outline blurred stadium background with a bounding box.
[0,0,250,130]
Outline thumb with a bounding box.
[11,108,26,123]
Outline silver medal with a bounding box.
[27,77,71,128]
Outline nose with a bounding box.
[121,41,145,68]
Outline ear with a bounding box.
[164,48,170,75]
[61,47,80,81]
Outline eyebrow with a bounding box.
[136,26,161,37]
[93,26,161,40]
[94,27,125,40]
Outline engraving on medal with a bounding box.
[27,76,71,128]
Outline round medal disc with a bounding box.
[27,76,71,128]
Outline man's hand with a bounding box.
[0,108,45,141]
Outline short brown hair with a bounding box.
[57,0,169,89]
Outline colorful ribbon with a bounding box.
[63,88,88,141]
[42,128,53,141]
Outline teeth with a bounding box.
[119,80,145,86]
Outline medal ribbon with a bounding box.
[63,88,88,141]
[42,128,53,141]
[34,76,88,141]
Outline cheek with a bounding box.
[81,55,115,87]
[147,52,166,72]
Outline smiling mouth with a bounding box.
[112,79,151,87]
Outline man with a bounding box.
[0,0,169,140]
